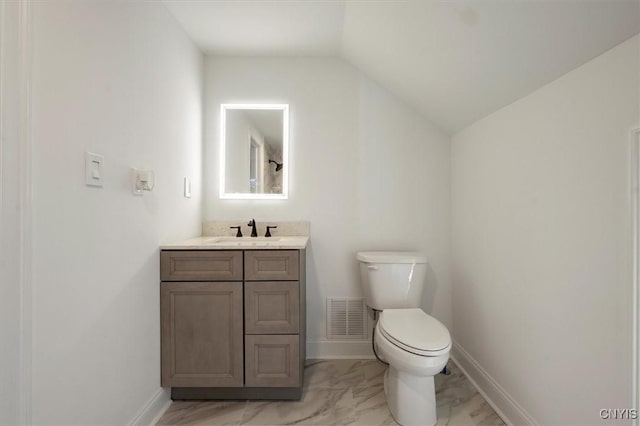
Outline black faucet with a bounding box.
[247,218,258,237]
[265,226,277,237]
[229,226,242,237]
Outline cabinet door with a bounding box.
[161,282,243,387]
[245,250,299,281]
[245,335,300,387]
[245,281,300,334]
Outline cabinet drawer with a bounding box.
[245,281,299,334]
[244,250,299,281]
[161,251,242,281]
[245,335,300,387]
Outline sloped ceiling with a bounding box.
[164,0,640,134]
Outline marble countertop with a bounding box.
[160,235,309,250]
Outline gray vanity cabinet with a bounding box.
[160,248,306,400]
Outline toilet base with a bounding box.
[384,366,437,426]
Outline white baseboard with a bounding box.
[451,341,537,426]
[129,388,171,426]
[306,340,374,359]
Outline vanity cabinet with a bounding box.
[160,248,306,400]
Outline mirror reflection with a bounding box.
[220,104,288,199]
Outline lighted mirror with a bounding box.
[220,104,289,199]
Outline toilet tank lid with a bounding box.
[357,251,428,264]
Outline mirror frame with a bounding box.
[219,103,289,200]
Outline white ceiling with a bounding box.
[164,0,640,134]
[163,0,345,55]
[341,1,640,132]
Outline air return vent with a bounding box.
[326,297,367,340]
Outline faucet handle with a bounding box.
[265,226,278,237]
[229,226,242,237]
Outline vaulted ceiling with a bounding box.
[163,0,640,134]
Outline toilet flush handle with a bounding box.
[367,265,378,270]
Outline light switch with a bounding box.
[85,152,104,187]
[91,161,101,178]
[184,177,192,198]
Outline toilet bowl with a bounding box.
[357,251,452,426]
[375,308,451,426]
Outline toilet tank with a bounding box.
[357,251,428,311]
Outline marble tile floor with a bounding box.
[157,359,505,426]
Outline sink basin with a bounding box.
[204,236,284,247]
[207,237,282,243]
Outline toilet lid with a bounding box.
[378,309,451,356]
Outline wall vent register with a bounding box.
[326,297,367,340]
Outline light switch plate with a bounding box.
[184,177,192,198]
[85,152,104,187]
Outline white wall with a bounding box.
[0,2,25,424]
[225,110,265,193]
[30,2,202,424]
[204,57,451,355]
[451,35,639,425]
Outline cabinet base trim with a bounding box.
[171,387,302,400]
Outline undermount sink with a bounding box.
[206,237,282,246]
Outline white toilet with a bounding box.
[357,251,451,426]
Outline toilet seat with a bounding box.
[378,309,451,357]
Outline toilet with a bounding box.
[357,251,451,426]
